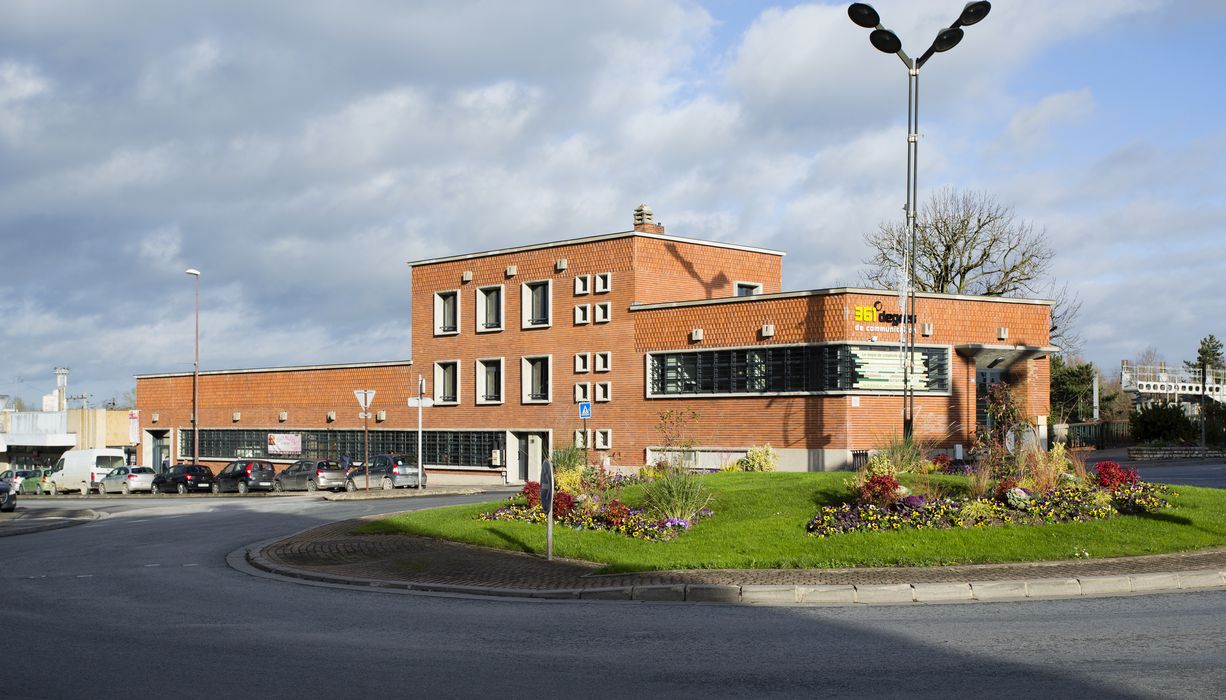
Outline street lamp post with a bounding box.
[848,2,991,440]
[185,268,201,467]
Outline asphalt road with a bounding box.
[3,493,1225,699]
[1135,461,1226,489]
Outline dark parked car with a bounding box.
[212,460,276,494]
[345,454,426,491]
[0,481,14,512]
[274,460,348,492]
[152,464,215,494]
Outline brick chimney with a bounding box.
[633,203,664,234]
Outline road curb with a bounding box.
[233,533,1226,606]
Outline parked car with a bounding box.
[19,469,45,494]
[274,460,348,492]
[0,481,14,512]
[99,466,157,495]
[212,460,277,494]
[44,448,126,495]
[0,469,35,493]
[151,464,214,494]
[344,454,426,491]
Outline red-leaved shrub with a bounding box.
[603,499,631,526]
[521,482,541,508]
[552,491,576,518]
[931,453,952,469]
[859,474,901,507]
[1094,461,1139,491]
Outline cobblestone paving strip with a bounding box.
[260,517,1226,591]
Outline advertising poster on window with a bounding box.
[128,410,140,444]
[267,433,302,455]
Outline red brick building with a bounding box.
[135,206,1054,484]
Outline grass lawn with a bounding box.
[357,472,1226,574]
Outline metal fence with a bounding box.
[1063,421,1132,449]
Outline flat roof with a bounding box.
[629,287,1054,311]
[407,230,786,267]
[134,359,412,380]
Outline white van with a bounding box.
[45,449,127,495]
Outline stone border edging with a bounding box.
[234,534,1226,607]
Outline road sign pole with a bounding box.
[417,375,425,489]
[583,416,589,467]
[354,389,375,492]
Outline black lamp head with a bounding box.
[932,26,965,52]
[869,28,903,54]
[957,1,991,27]
[848,3,881,29]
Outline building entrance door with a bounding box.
[976,369,1006,427]
[516,434,529,482]
[147,430,169,471]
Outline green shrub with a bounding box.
[1131,403,1196,444]
[642,470,713,522]
[736,444,778,472]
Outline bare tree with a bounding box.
[861,188,1079,350]
[1133,345,1165,369]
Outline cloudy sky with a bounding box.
[2,0,1223,407]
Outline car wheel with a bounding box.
[122,483,131,496]
[381,477,393,491]
[211,483,220,495]
[151,483,160,495]
[345,480,356,492]
[306,480,318,492]
[37,484,44,495]
[273,480,283,492]
[237,481,249,495]
[49,482,58,496]
[177,483,188,495]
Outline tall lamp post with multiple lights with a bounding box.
[847,1,991,439]
[185,268,201,467]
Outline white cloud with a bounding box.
[138,39,223,104]
[1003,88,1096,152]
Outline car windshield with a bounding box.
[318,461,340,470]
[96,456,125,470]
[392,457,411,468]
[186,466,210,475]
[131,467,155,474]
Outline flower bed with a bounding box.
[478,462,714,541]
[480,496,711,541]
[808,460,1173,538]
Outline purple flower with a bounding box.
[900,495,926,509]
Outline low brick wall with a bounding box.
[1127,446,1226,460]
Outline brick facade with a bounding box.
[136,220,1053,483]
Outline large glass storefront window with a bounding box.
[648,344,950,396]
[179,429,504,467]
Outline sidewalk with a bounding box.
[243,516,1226,606]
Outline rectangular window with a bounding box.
[594,351,611,372]
[594,429,612,450]
[182,428,504,467]
[647,344,950,396]
[574,275,591,295]
[522,356,551,403]
[594,301,611,323]
[476,358,503,404]
[574,382,591,403]
[573,430,590,448]
[595,381,611,402]
[735,282,763,297]
[434,290,459,335]
[574,352,590,373]
[521,280,551,328]
[476,285,503,332]
[594,272,611,294]
[434,360,460,404]
[574,304,591,325]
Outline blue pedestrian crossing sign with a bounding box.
[578,402,592,419]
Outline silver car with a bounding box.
[273,460,348,492]
[99,466,157,495]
